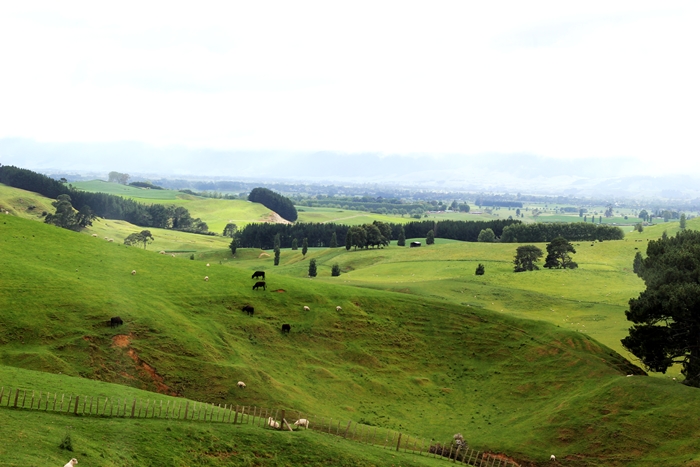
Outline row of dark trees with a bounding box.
[0,165,208,233]
[236,219,520,249]
[248,187,298,222]
[500,222,624,242]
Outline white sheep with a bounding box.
[108,238,114,242]
[336,306,342,311]
[303,306,310,311]
[159,251,165,254]
[267,417,280,429]
[550,454,556,461]
[171,254,176,257]
[131,270,136,275]
[63,459,78,467]
[293,418,309,428]
[237,381,246,389]
[91,234,97,237]
[204,276,209,282]
[206,263,210,267]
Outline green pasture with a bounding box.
[0,367,446,467]
[295,206,409,225]
[0,184,56,221]
[3,187,700,465]
[71,181,275,233]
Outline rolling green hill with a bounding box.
[3,213,700,465]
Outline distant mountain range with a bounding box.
[2,138,699,199]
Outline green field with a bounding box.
[3,184,700,465]
[71,181,276,233]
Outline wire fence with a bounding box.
[0,385,520,467]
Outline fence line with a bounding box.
[0,384,520,467]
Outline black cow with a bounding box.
[281,323,291,334]
[253,281,266,290]
[242,305,254,316]
[252,270,265,280]
[110,316,124,327]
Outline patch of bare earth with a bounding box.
[112,334,131,348]
[112,335,175,395]
[263,212,291,224]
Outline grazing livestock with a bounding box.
[241,305,254,316]
[237,381,246,389]
[108,238,114,242]
[131,270,136,275]
[64,459,78,467]
[410,241,421,247]
[252,270,265,280]
[336,306,342,311]
[110,316,124,327]
[204,276,209,281]
[206,263,210,267]
[253,281,266,290]
[159,251,165,254]
[550,455,556,461]
[303,306,310,311]
[267,417,280,429]
[294,418,309,428]
[281,323,291,333]
[91,233,97,237]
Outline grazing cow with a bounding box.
[252,270,265,280]
[110,316,124,327]
[303,306,310,311]
[294,418,309,428]
[237,381,246,389]
[281,323,291,334]
[267,417,280,429]
[253,281,266,290]
[336,306,342,311]
[63,459,78,467]
[241,305,254,316]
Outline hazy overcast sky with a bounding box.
[1,1,698,175]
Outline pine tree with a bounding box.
[274,233,281,266]
[680,213,687,230]
[291,238,298,250]
[475,263,485,275]
[330,232,338,248]
[331,263,341,276]
[229,237,237,256]
[308,259,317,277]
[397,226,406,246]
[302,238,309,257]
[345,232,353,251]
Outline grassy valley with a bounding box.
[2,182,700,465]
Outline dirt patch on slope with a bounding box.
[112,334,131,348]
[263,212,291,224]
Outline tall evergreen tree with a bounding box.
[331,263,341,276]
[330,232,338,248]
[229,237,237,256]
[302,237,308,257]
[274,233,281,266]
[680,213,687,230]
[291,238,298,250]
[345,232,353,251]
[544,237,578,269]
[308,259,317,277]
[397,226,406,246]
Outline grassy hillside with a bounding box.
[71,180,276,233]
[4,215,700,465]
[0,367,446,467]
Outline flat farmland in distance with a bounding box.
[296,206,409,225]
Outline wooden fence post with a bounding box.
[21,389,27,408]
[396,432,402,452]
[343,421,352,438]
[131,399,137,418]
[280,410,286,430]
[31,391,35,409]
[336,419,341,435]
[184,401,189,419]
[89,396,94,415]
[234,405,239,424]
[73,395,79,415]
[53,393,57,411]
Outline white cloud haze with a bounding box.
[1,1,699,178]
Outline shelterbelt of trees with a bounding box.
[0,165,209,233]
[248,187,298,222]
[236,219,624,249]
